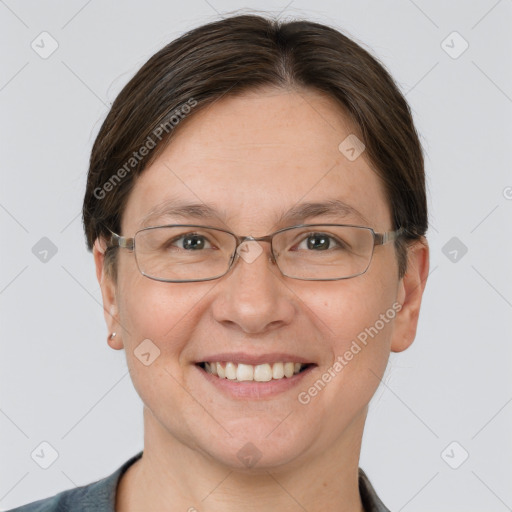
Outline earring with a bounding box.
[108,332,117,341]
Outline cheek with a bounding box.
[115,279,200,410]
[306,272,396,371]
[116,252,196,338]
[119,278,206,349]
[292,281,395,430]
[116,263,220,384]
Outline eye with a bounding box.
[166,233,214,251]
[295,232,346,251]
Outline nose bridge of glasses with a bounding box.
[236,234,274,244]
[233,234,276,265]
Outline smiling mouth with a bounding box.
[196,361,315,382]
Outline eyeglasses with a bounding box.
[106,224,404,282]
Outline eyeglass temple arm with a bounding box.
[374,226,405,245]
[106,228,134,250]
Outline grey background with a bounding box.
[1,0,511,510]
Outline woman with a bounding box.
[10,13,429,512]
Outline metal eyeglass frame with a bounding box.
[106,224,405,283]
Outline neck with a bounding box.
[117,406,367,512]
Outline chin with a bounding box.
[194,423,311,471]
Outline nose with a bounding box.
[211,240,295,334]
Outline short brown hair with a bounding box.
[83,14,428,281]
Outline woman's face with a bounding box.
[96,87,426,470]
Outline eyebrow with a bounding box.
[140,198,371,229]
[278,199,371,226]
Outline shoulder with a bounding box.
[358,467,391,512]
[5,452,143,512]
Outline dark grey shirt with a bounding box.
[7,451,390,511]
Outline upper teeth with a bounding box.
[204,362,304,382]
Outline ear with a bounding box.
[93,237,123,350]
[391,237,430,353]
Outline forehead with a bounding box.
[122,88,392,234]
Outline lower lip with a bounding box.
[195,364,316,399]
